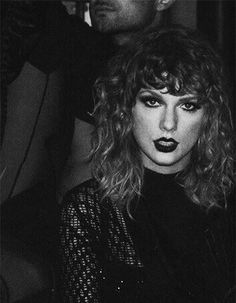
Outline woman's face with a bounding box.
[132,88,205,174]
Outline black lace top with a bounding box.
[59,169,234,303]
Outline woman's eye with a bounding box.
[142,97,160,107]
[181,102,200,112]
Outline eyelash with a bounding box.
[140,97,160,107]
[140,97,201,112]
[181,102,201,112]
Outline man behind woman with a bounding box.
[59,26,235,302]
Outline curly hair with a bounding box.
[91,25,235,210]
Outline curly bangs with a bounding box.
[92,25,235,210]
[124,26,225,101]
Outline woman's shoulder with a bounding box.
[60,178,101,218]
[206,188,235,229]
[205,198,235,259]
[64,178,99,198]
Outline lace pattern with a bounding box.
[59,179,142,303]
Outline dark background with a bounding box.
[0,1,235,302]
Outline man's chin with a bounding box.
[94,24,114,34]
[91,15,115,32]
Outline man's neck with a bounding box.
[112,32,136,47]
[111,15,163,47]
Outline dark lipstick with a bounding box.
[154,137,179,153]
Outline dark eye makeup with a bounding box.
[137,91,203,112]
[180,102,202,112]
[138,95,161,107]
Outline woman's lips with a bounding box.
[153,138,179,153]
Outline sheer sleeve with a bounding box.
[59,183,103,303]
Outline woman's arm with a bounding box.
[59,188,103,302]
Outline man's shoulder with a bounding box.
[70,18,114,61]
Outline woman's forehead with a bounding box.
[139,87,194,96]
[137,84,199,98]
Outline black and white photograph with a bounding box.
[1,1,235,302]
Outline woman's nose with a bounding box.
[159,107,177,132]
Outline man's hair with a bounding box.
[91,26,235,211]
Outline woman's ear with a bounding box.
[155,0,176,12]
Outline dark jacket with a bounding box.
[59,177,235,303]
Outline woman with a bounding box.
[59,26,235,302]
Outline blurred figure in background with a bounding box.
[1,0,175,204]
[59,0,176,200]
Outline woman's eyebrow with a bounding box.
[178,95,198,102]
[139,89,163,98]
[139,90,199,102]
[138,91,165,103]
